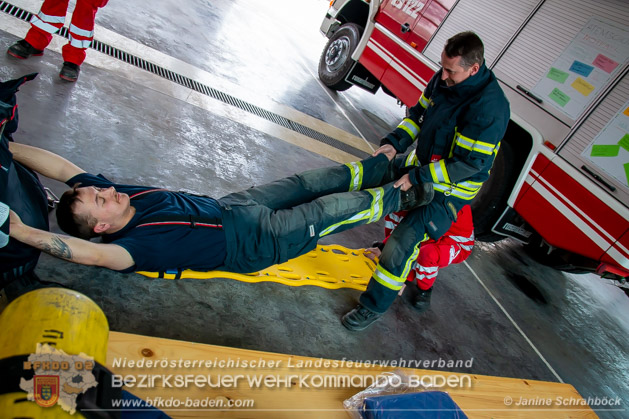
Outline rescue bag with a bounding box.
[0,74,49,286]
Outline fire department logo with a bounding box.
[33,375,60,408]
[20,343,98,414]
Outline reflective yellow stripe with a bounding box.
[397,118,420,140]
[454,132,496,155]
[345,161,363,191]
[433,183,480,200]
[418,93,430,109]
[319,187,384,236]
[368,188,383,223]
[404,150,418,167]
[373,265,406,291]
[429,160,450,184]
[373,236,426,290]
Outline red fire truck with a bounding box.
[319,0,629,283]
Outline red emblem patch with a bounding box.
[34,375,59,408]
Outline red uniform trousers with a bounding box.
[25,0,109,65]
[383,205,474,291]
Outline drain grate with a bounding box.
[0,1,369,159]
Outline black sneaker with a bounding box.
[411,286,433,313]
[59,62,80,82]
[400,182,434,211]
[341,304,382,331]
[7,40,44,59]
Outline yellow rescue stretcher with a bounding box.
[136,244,375,291]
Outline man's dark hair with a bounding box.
[444,31,485,68]
[56,184,99,240]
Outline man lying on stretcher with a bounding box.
[8,143,434,274]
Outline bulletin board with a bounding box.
[532,17,629,120]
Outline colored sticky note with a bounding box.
[624,107,629,117]
[569,61,594,77]
[547,67,569,83]
[619,134,629,152]
[593,54,619,73]
[591,144,620,157]
[625,163,629,187]
[549,88,570,107]
[571,77,595,96]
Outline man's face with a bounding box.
[440,51,479,87]
[73,186,131,232]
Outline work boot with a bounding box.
[7,40,44,59]
[400,182,434,211]
[411,286,433,314]
[341,304,382,331]
[59,62,80,82]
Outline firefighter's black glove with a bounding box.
[400,182,434,211]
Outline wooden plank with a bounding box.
[106,331,598,418]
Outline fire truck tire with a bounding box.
[318,23,362,91]
[471,140,516,242]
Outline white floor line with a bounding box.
[463,260,565,383]
[304,65,376,153]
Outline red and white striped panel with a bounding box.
[515,158,629,272]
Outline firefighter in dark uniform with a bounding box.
[342,31,510,330]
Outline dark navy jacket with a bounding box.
[383,64,510,202]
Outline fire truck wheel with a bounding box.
[471,140,516,242]
[318,23,362,91]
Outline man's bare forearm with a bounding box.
[8,142,85,182]
[39,235,74,261]
[17,225,97,265]
[10,220,134,270]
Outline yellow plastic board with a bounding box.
[136,245,375,290]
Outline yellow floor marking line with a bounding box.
[136,245,375,291]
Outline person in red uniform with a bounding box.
[6,0,109,82]
[365,205,475,313]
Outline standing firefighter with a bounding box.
[342,31,510,331]
[7,0,109,82]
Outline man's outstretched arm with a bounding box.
[8,142,85,183]
[9,210,134,271]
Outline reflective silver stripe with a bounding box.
[69,23,94,38]
[418,93,430,109]
[345,161,362,191]
[30,15,61,34]
[35,11,65,24]
[373,266,406,290]
[368,188,383,223]
[449,234,475,243]
[433,183,479,200]
[397,119,420,139]
[404,150,418,167]
[455,133,496,155]
[69,37,92,49]
[460,244,474,251]
[387,212,403,223]
[416,265,438,274]
[430,161,449,184]
[384,220,397,230]
[456,180,483,191]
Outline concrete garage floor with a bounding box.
[1,0,628,417]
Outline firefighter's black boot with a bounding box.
[59,62,80,82]
[7,40,43,59]
[411,286,433,314]
[341,304,382,331]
